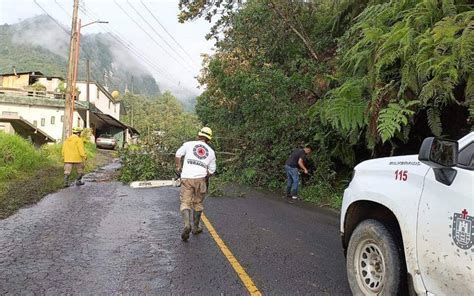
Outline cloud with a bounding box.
[11,15,70,58]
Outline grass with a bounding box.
[299,183,344,209]
[0,133,112,219]
[208,170,345,210]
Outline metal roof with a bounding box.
[89,111,139,135]
[90,111,127,129]
[0,71,44,77]
[0,115,56,145]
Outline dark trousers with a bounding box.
[284,165,299,196]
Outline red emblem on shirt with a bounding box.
[193,144,209,160]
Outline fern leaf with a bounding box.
[427,107,442,136]
[377,100,418,142]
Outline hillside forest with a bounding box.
[0,15,160,96]
[174,0,473,201]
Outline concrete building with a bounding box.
[0,71,137,147]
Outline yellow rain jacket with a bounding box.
[62,134,87,163]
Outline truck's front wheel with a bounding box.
[346,219,404,296]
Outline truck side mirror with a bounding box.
[419,137,458,168]
[419,137,458,185]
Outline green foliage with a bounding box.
[426,107,443,136]
[121,91,201,149]
[31,82,46,91]
[119,91,201,183]
[377,100,419,142]
[0,132,105,218]
[329,0,473,144]
[181,0,472,209]
[318,78,368,132]
[119,149,161,183]
[0,17,160,96]
[0,133,46,185]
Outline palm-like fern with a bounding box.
[318,78,368,132]
[377,100,419,142]
[316,0,473,146]
[426,107,443,136]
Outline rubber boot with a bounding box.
[64,175,70,187]
[181,209,192,241]
[192,211,203,235]
[75,174,85,186]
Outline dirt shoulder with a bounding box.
[0,149,116,219]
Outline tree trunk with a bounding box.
[268,0,319,62]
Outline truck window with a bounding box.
[457,142,474,169]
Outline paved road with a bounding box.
[0,162,350,295]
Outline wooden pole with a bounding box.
[71,19,81,129]
[86,59,90,128]
[63,0,79,140]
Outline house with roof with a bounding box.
[0,70,138,147]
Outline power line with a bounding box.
[114,0,192,74]
[78,3,172,79]
[126,0,194,71]
[53,0,110,85]
[35,0,95,76]
[80,3,196,93]
[53,0,103,80]
[34,0,191,94]
[140,0,198,67]
[33,0,70,34]
[80,1,199,93]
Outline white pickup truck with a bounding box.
[341,132,473,295]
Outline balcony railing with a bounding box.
[0,87,65,100]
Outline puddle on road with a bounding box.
[83,159,121,183]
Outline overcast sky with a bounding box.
[0,0,215,98]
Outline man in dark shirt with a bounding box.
[285,144,313,200]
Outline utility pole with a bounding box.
[70,18,81,129]
[63,0,80,140]
[131,75,134,127]
[86,59,90,128]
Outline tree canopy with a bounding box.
[180,0,473,188]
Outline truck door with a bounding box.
[417,142,474,295]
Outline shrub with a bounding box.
[120,145,179,183]
[0,133,48,183]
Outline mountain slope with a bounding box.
[0,15,160,96]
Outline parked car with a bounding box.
[96,134,117,149]
[340,132,473,295]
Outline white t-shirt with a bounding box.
[176,140,216,179]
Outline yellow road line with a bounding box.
[201,213,262,296]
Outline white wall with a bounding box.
[0,102,83,141]
[37,77,62,92]
[76,82,121,120]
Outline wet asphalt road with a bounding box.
[0,162,350,295]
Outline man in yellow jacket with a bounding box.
[62,127,87,187]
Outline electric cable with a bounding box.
[114,0,193,74]
[140,0,198,67]
[126,0,193,71]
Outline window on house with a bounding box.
[41,118,45,126]
[61,115,64,122]
[114,103,117,113]
[33,120,38,127]
[51,116,55,125]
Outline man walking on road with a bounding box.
[62,127,87,187]
[175,127,216,241]
[284,144,312,200]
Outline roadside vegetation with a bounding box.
[175,0,473,209]
[119,91,201,183]
[0,132,106,219]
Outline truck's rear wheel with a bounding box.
[346,219,404,295]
